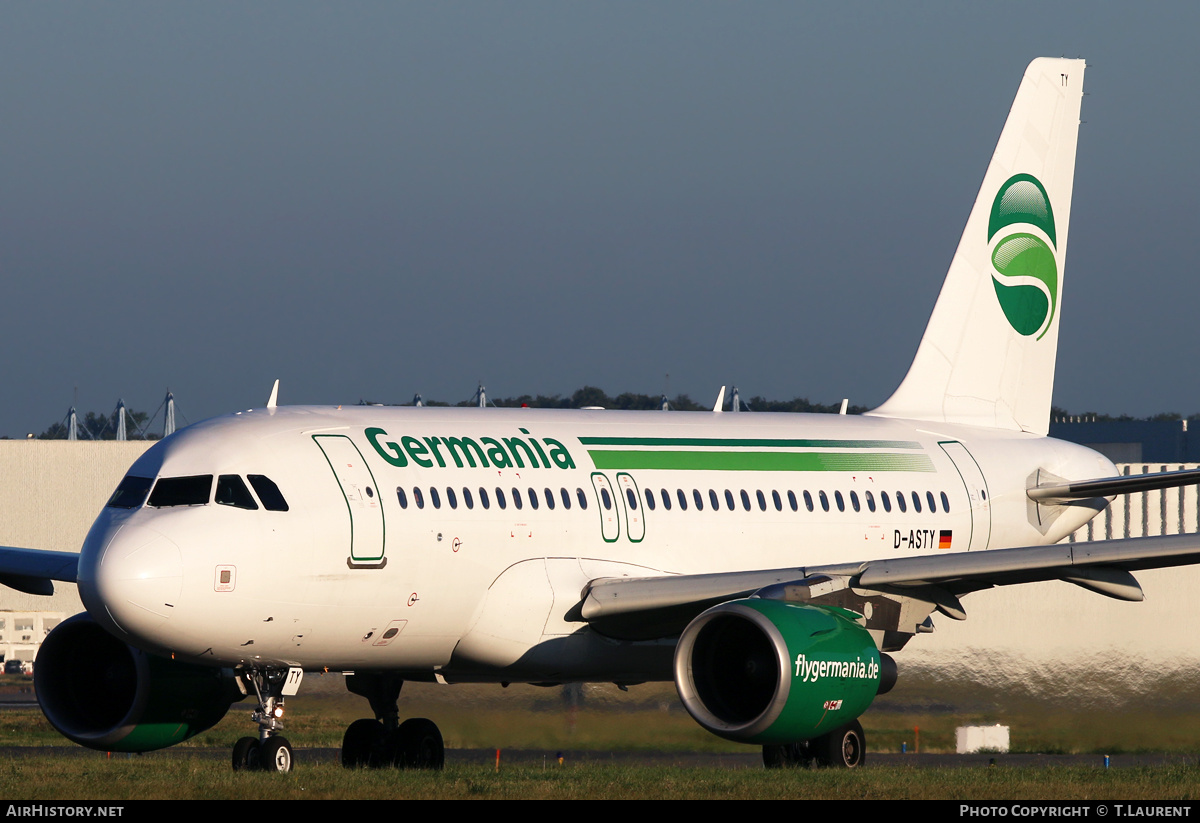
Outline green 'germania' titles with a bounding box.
[366,427,576,471]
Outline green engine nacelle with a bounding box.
[674,599,886,745]
[34,614,244,753]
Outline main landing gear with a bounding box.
[341,673,445,770]
[762,719,866,769]
[232,667,301,773]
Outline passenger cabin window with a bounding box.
[106,475,153,509]
[148,475,213,508]
[248,475,290,512]
[397,487,408,509]
[216,475,258,510]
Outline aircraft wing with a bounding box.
[580,533,1200,641]
[0,547,79,596]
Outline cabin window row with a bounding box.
[397,485,589,512]
[394,483,951,517]
[638,487,951,515]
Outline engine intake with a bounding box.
[674,599,889,745]
[35,613,243,752]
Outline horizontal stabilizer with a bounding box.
[1028,467,1200,502]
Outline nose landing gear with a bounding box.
[232,667,301,773]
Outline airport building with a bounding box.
[0,441,150,662]
[1049,418,1200,464]
[0,612,66,670]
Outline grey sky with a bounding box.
[3,3,1197,437]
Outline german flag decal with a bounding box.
[939,530,953,549]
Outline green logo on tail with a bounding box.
[988,174,1058,339]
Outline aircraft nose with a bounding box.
[78,523,183,643]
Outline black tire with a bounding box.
[812,720,866,768]
[342,718,386,768]
[232,736,260,772]
[260,736,294,773]
[397,718,444,770]
[762,742,812,768]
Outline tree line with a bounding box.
[408,386,869,415]
[32,391,1199,440]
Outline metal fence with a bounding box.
[1067,463,1200,542]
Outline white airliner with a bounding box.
[5,57,1200,773]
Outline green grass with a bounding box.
[5,675,1200,755]
[7,673,1200,798]
[3,758,1200,800]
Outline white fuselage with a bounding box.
[76,405,1114,682]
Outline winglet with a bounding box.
[712,386,726,413]
[267,379,279,410]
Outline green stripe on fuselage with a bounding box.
[585,450,935,472]
[578,437,922,449]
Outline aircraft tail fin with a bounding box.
[868,58,1085,436]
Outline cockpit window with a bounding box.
[106,475,153,509]
[248,475,290,512]
[148,475,213,507]
[216,475,259,510]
